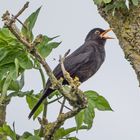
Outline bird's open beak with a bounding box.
[100,28,114,39]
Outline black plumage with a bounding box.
[28,28,113,119]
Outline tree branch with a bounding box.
[2,3,87,140]
[96,3,140,86]
[44,108,80,140]
[0,102,8,139]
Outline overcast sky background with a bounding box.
[1,0,140,140]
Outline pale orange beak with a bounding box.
[100,28,114,39]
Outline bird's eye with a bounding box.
[95,30,100,34]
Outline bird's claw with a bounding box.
[73,76,81,87]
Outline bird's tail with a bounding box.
[28,88,53,119]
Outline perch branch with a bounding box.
[44,108,81,140]
[2,3,87,140]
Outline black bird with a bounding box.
[28,28,113,119]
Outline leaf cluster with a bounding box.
[75,90,112,130]
[0,5,112,140]
[93,0,139,15]
[0,7,60,101]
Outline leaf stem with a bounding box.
[59,98,66,114]
[0,73,11,104]
[48,96,63,104]
[58,100,72,111]
[39,67,46,88]
[38,65,48,118]
[38,66,48,136]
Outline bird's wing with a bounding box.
[28,43,95,119]
[53,46,93,79]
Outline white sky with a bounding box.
[0,0,140,140]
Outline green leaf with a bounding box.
[93,0,103,4]
[21,7,41,41]
[83,90,112,128]
[115,1,127,9]
[105,4,115,13]
[54,126,87,140]
[19,73,25,89]
[17,53,33,69]
[33,58,41,69]
[19,132,33,140]
[8,90,33,99]
[7,73,24,92]
[75,110,84,131]
[103,0,112,3]
[0,28,33,81]
[83,102,95,129]
[0,78,5,93]
[95,95,113,111]
[36,35,61,58]
[0,64,14,81]
[104,1,127,14]
[8,80,20,91]
[48,90,61,99]
[15,58,19,78]
[84,91,112,111]
[2,73,12,96]
[132,0,139,5]
[74,90,97,129]
[0,47,9,62]
[21,136,41,140]
[0,124,17,140]
[26,93,43,120]
[34,129,40,136]
[84,90,99,100]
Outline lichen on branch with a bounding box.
[95,1,140,85]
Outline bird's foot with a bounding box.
[58,77,64,84]
[73,76,81,87]
[51,77,63,90]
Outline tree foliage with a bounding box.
[94,0,139,6]
[0,3,113,140]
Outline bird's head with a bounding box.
[85,28,114,45]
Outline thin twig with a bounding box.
[59,98,66,114]
[12,122,16,133]
[48,96,63,104]
[9,2,29,25]
[58,100,72,111]
[59,51,75,87]
[38,66,47,136]
[64,49,70,58]
[44,108,81,140]
[42,101,47,118]
[39,67,46,88]
[12,14,27,29]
